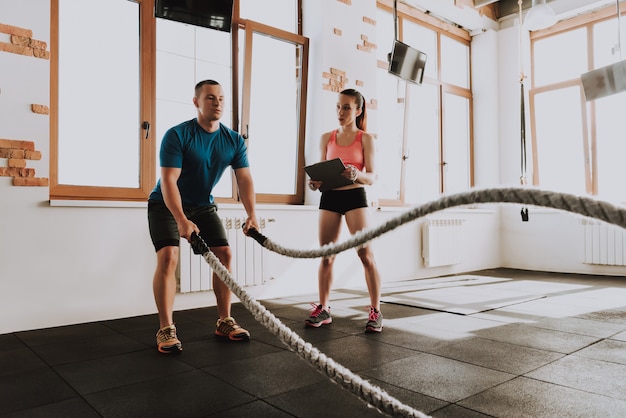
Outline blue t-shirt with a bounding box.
[149,119,249,206]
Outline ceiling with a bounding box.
[400,0,619,34]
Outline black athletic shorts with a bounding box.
[319,187,368,215]
[147,200,228,252]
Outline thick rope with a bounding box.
[191,236,430,418]
[248,187,626,258]
[193,187,626,417]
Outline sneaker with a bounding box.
[305,303,332,328]
[215,317,251,341]
[365,307,383,333]
[156,324,183,354]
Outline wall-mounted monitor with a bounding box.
[155,0,234,32]
[388,40,427,85]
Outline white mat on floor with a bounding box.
[381,274,547,315]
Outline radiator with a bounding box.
[178,217,272,293]
[422,218,464,268]
[582,219,626,266]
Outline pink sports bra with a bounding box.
[326,130,365,171]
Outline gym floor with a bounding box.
[3,268,626,417]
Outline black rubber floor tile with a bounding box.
[313,335,420,372]
[177,338,283,369]
[204,350,326,398]
[4,397,101,418]
[84,369,254,417]
[0,367,76,415]
[361,352,514,403]
[264,378,387,417]
[458,376,626,417]
[208,399,294,417]
[0,344,48,377]
[28,331,148,366]
[15,322,119,348]
[55,349,193,394]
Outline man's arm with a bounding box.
[161,166,198,240]
[233,166,259,234]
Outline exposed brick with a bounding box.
[8,158,27,168]
[33,48,49,60]
[357,44,372,52]
[0,167,35,177]
[0,149,24,158]
[0,23,33,38]
[13,177,48,187]
[336,0,351,4]
[0,139,35,150]
[31,104,49,115]
[322,84,341,93]
[10,34,30,46]
[25,150,41,160]
[330,68,346,76]
[333,28,342,36]
[356,80,364,87]
[29,39,47,50]
[363,16,376,25]
[0,41,33,56]
[364,40,377,49]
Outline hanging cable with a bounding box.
[616,0,623,60]
[518,0,529,221]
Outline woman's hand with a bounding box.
[342,164,358,183]
[308,180,322,191]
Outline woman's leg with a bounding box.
[318,209,343,307]
[345,207,381,310]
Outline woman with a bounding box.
[306,88,383,333]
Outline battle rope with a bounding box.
[190,187,626,417]
[189,232,430,418]
[246,187,626,258]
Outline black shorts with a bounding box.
[319,187,368,215]
[147,200,229,252]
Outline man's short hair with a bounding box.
[195,80,220,97]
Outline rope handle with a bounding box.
[190,232,208,255]
[244,225,268,247]
[190,227,268,255]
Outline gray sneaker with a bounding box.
[365,307,383,333]
[305,304,332,327]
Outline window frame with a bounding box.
[376,0,473,206]
[528,3,626,199]
[50,0,156,201]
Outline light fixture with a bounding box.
[524,0,557,31]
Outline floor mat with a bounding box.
[381,274,547,315]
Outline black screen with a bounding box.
[388,40,427,85]
[155,0,234,32]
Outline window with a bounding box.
[50,0,155,201]
[375,2,473,206]
[529,5,626,202]
[238,21,308,204]
[51,0,306,204]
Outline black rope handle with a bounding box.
[190,232,209,255]
[245,226,268,247]
[190,227,268,255]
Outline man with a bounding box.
[148,79,259,354]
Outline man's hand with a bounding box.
[177,218,200,241]
[242,216,260,235]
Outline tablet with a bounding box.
[304,158,354,192]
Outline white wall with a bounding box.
[495,19,626,276]
[0,0,621,336]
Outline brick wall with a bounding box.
[0,22,49,187]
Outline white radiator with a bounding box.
[178,217,272,293]
[582,219,626,266]
[422,218,464,268]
